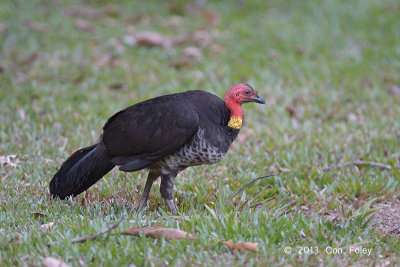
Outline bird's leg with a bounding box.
[160,173,178,214]
[136,171,159,212]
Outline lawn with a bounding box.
[1,0,400,266]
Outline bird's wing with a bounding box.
[101,100,199,163]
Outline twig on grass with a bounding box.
[225,173,279,206]
[323,160,393,172]
[225,159,395,208]
[71,217,124,243]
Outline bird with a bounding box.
[49,83,265,213]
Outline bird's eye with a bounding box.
[244,90,250,95]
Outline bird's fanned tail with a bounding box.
[49,142,115,199]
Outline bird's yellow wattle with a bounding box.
[228,116,242,129]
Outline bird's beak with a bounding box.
[245,92,265,104]
[252,93,266,104]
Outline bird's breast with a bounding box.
[154,129,226,173]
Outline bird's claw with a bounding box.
[136,200,147,212]
[165,199,178,214]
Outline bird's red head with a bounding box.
[224,83,265,129]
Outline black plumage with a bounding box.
[50,84,265,213]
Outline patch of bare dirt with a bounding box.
[370,201,400,235]
[298,199,400,236]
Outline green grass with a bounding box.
[1,0,400,265]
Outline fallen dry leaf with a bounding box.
[108,83,127,91]
[209,43,226,55]
[125,14,151,25]
[9,236,23,244]
[324,211,339,222]
[121,226,195,240]
[40,222,54,229]
[279,167,291,173]
[107,38,125,54]
[183,3,201,15]
[42,257,70,267]
[123,31,189,48]
[285,105,296,117]
[182,46,202,60]
[95,53,118,68]
[19,52,38,66]
[191,30,212,47]
[102,5,121,16]
[74,19,95,31]
[172,46,202,69]
[0,154,20,167]
[31,211,47,218]
[201,9,219,28]
[64,6,100,17]
[127,32,169,47]
[24,20,50,32]
[222,239,258,251]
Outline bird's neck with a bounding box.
[225,97,243,130]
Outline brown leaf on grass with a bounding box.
[285,106,296,117]
[19,52,38,66]
[64,6,100,17]
[11,71,30,84]
[107,38,125,54]
[64,5,120,18]
[121,227,196,240]
[0,62,5,73]
[108,83,127,91]
[182,46,202,60]
[191,30,212,47]
[123,31,189,48]
[201,9,219,28]
[0,154,20,167]
[125,14,151,25]
[172,46,202,69]
[209,43,226,55]
[74,19,95,32]
[40,222,54,229]
[123,29,219,51]
[279,167,291,173]
[95,54,118,68]
[324,211,339,222]
[9,236,23,244]
[165,15,184,27]
[42,257,70,267]
[222,239,258,251]
[24,20,50,32]
[183,3,201,15]
[31,211,47,218]
[0,22,8,34]
[102,5,121,16]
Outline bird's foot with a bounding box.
[165,199,178,214]
[136,196,148,213]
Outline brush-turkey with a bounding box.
[49,83,265,213]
